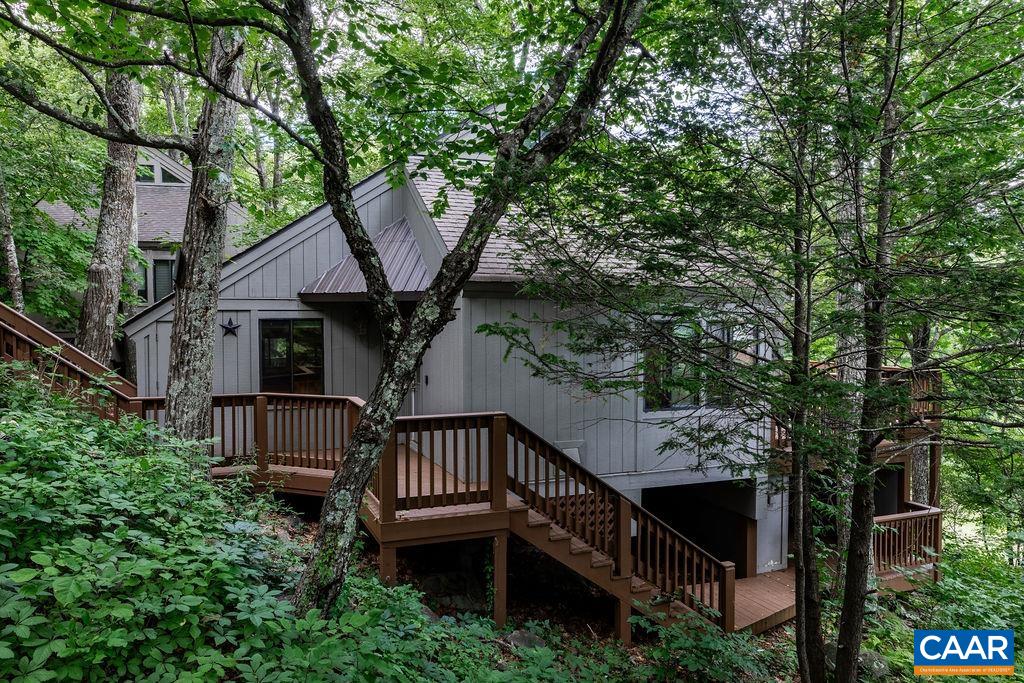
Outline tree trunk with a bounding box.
[910,322,933,503]
[164,29,244,442]
[0,159,24,312]
[286,0,646,610]
[293,335,428,609]
[791,140,827,683]
[162,74,190,163]
[76,70,140,366]
[834,0,900,675]
[832,168,866,596]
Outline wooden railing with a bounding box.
[0,302,136,418]
[133,393,364,469]
[873,502,942,575]
[771,366,942,451]
[372,411,736,630]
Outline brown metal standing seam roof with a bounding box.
[300,217,430,299]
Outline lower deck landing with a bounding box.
[734,567,796,633]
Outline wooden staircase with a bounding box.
[510,506,704,638]
[359,413,737,643]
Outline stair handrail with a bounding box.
[0,301,137,397]
[501,413,735,628]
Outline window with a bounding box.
[260,319,324,394]
[152,259,175,300]
[644,322,702,411]
[160,167,185,183]
[643,320,760,411]
[136,263,148,300]
[136,164,156,182]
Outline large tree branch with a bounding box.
[280,0,403,344]
[413,0,648,335]
[93,0,288,41]
[0,67,193,152]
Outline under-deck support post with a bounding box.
[720,561,736,632]
[380,430,397,523]
[489,415,508,511]
[255,395,268,472]
[492,530,508,628]
[378,544,397,586]
[614,598,631,645]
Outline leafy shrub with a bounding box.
[635,612,778,681]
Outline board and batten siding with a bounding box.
[460,295,765,485]
[461,296,638,475]
[127,169,406,398]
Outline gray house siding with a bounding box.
[459,295,768,486]
[123,163,789,575]
[460,295,637,476]
[126,169,411,398]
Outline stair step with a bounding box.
[549,528,571,542]
[591,556,613,568]
[527,512,552,528]
[631,577,654,594]
[569,539,593,555]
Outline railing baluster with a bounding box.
[404,421,411,507]
[441,418,449,506]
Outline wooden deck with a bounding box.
[734,567,796,633]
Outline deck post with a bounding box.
[345,400,361,444]
[933,510,943,582]
[489,415,507,511]
[378,544,397,586]
[614,598,632,645]
[720,561,736,632]
[492,530,508,628]
[614,495,632,577]
[255,395,268,472]
[128,399,144,418]
[380,430,397,523]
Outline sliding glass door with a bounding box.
[259,319,324,394]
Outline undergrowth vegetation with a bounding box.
[862,541,1024,681]
[0,366,785,682]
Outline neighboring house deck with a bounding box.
[1,301,943,642]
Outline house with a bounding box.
[40,148,248,307]
[119,158,942,638]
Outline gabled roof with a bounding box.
[407,161,520,283]
[300,217,429,300]
[125,159,527,334]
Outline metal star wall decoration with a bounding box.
[220,317,241,337]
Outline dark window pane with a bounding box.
[136,164,155,182]
[153,260,175,300]
[291,320,324,394]
[161,167,185,183]
[260,321,292,393]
